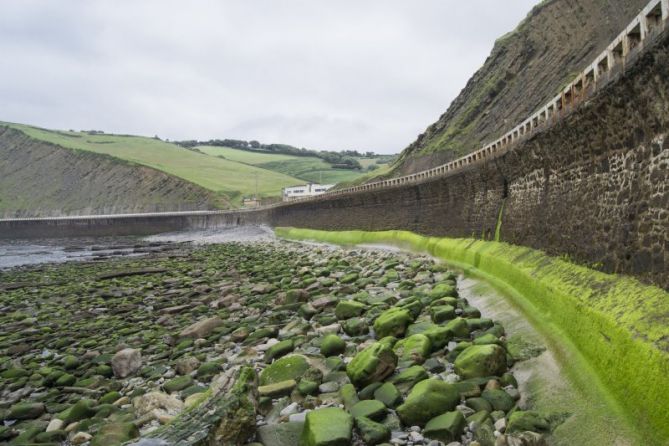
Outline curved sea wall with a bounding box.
[268,27,669,289]
[276,227,669,445]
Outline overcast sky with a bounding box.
[1,1,539,154]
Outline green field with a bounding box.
[197,145,389,184]
[2,123,304,206]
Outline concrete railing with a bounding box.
[292,0,669,201]
[1,0,665,225]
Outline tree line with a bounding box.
[175,138,392,170]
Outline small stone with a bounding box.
[175,356,201,375]
[259,379,297,398]
[46,418,65,432]
[350,400,387,421]
[71,431,93,445]
[373,307,413,339]
[424,411,466,443]
[320,334,347,357]
[179,316,223,339]
[133,391,184,417]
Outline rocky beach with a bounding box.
[0,238,561,446]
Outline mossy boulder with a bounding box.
[258,379,297,398]
[60,399,96,424]
[342,317,369,337]
[373,307,413,339]
[91,421,139,446]
[349,400,386,421]
[430,305,456,323]
[429,283,458,299]
[7,402,45,420]
[454,344,507,379]
[481,389,515,412]
[373,382,402,408]
[507,411,551,433]
[346,342,397,387]
[163,375,194,393]
[423,411,466,443]
[393,334,432,365]
[259,355,310,386]
[300,407,353,446]
[320,334,346,357]
[335,300,366,320]
[264,339,295,362]
[396,379,459,426]
[354,416,391,445]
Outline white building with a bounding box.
[282,183,335,201]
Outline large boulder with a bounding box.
[454,344,507,379]
[111,348,142,378]
[179,316,223,339]
[300,407,353,446]
[346,342,397,387]
[396,379,460,426]
[373,307,413,339]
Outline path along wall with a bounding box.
[268,30,669,289]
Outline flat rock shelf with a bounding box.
[0,240,566,446]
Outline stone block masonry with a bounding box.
[269,29,669,289]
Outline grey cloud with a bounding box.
[0,0,539,153]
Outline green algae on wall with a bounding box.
[275,227,669,445]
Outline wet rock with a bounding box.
[350,399,387,421]
[320,334,347,357]
[111,348,142,378]
[265,339,295,362]
[163,375,194,393]
[423,411,466,443]
[91,421,139,446]
[175,356,201,375]
[257,421,305,446]
[481,389,515,412]
[179,316,223,339]
[374,307,413,338]
[347,342,398,387]
[335,300,366,320]
[355,416,391,445]
[301,407,353,446]
[133,392,184,417]
[394,334,432,365]
[7,402,45,420]
[506,411,550,433]
[396,379,460,426]
[259,379,297,398]
[259,355,310,386]
[454,344,507,379]
[374,382,402,408]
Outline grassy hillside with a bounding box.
[198,145,389,185]
[2,122,303,205]
[391,0,650,175]
[0,126,222,217]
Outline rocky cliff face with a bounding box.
[0,127,224,217]
[392,0,650,175]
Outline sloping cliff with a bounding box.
[0,127,224,217]
[392,0,650,175]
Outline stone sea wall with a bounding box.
[268,30,669,289]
